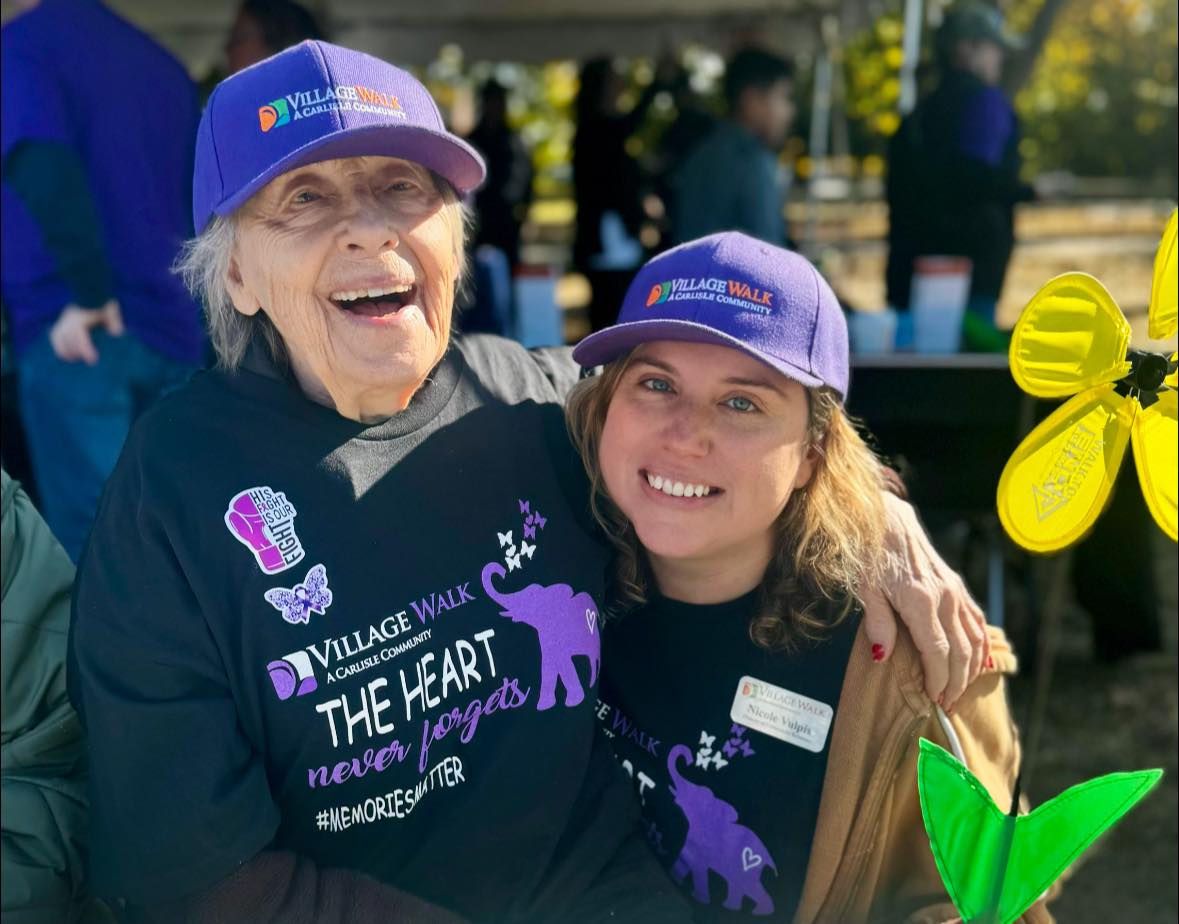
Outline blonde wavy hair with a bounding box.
[566,348,889,651]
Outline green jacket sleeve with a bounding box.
[1,468,89,923]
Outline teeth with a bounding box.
[645,472,712,498]
[330,283,413,302]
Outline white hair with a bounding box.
[176,174,471,371]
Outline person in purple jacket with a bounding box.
[1,0,204,560]
[885,1,1036,327]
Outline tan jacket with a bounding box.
[792,624,1055,924]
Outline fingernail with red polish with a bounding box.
[871,643,885,662]
[986,656,995,670]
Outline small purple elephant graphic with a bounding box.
[667,744,777,914]
[481,561,600,710]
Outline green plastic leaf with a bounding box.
[917,738,1162,924]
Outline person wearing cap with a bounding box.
[68,41,984,922]
[68,40,691,923]
[566,232,1052,922]
[886,1,1035,329]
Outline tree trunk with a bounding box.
[1001,0,1071,96]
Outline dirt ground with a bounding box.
[1004,533,1178,924]
[941,525,1179,924]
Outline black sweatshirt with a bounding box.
[69,334,689,923]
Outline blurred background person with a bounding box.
[1,0,204,560]
[670,47,796,247]
[572,56,666,332]
[650,66,717,252]
[224,0,326,74]
[462,78,534,336]
[467,79,534,272]
[886,1,1035,327]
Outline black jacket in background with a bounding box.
[886,70,1035,309]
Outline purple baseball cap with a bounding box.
[192,40,485,234]
[573,232,850,399]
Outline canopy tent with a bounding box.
[102,0,918,255]
[106,0,885,75]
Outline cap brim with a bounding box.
[572,318,827,391]
[212,123,486,220]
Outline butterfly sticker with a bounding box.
[523,523,536,540]
[520,540,536,560]
[497,530,513,548]
[518,499,531,514]
[998,210,1177,551]
[263,563,333,626]
[505,552,522,571]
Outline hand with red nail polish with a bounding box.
[872,643,886,662]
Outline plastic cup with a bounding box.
[513,267,563,347]
[848,307,898,354]
[911,256,972,353]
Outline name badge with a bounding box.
[730,675,834,753]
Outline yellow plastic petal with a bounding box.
[1131,389,1178,542]
[1148,210,1177,341]
[998,385,1133,553]
[1009,273,1131,399]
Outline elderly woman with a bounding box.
[69,42,984,923]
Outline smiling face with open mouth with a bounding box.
[227,155,462,420]
[598,341,817,600]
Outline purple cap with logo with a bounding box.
[573,232,850,399]
[192,40,485,234]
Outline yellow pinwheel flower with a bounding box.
[997,210,1178,553]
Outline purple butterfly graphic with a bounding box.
[523,523,536,540]
[518,499,531,514]
[533,512,547,530]
[723,741,739,758]
[264,563,333,625]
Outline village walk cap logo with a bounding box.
[193,39,486,234]
[573,232,851,400]
[257,84,406,133]
[258,99,290,132]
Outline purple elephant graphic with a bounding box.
[667,744,777,914]
[481,561,601,710]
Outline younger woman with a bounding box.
[567,233,1051,923]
